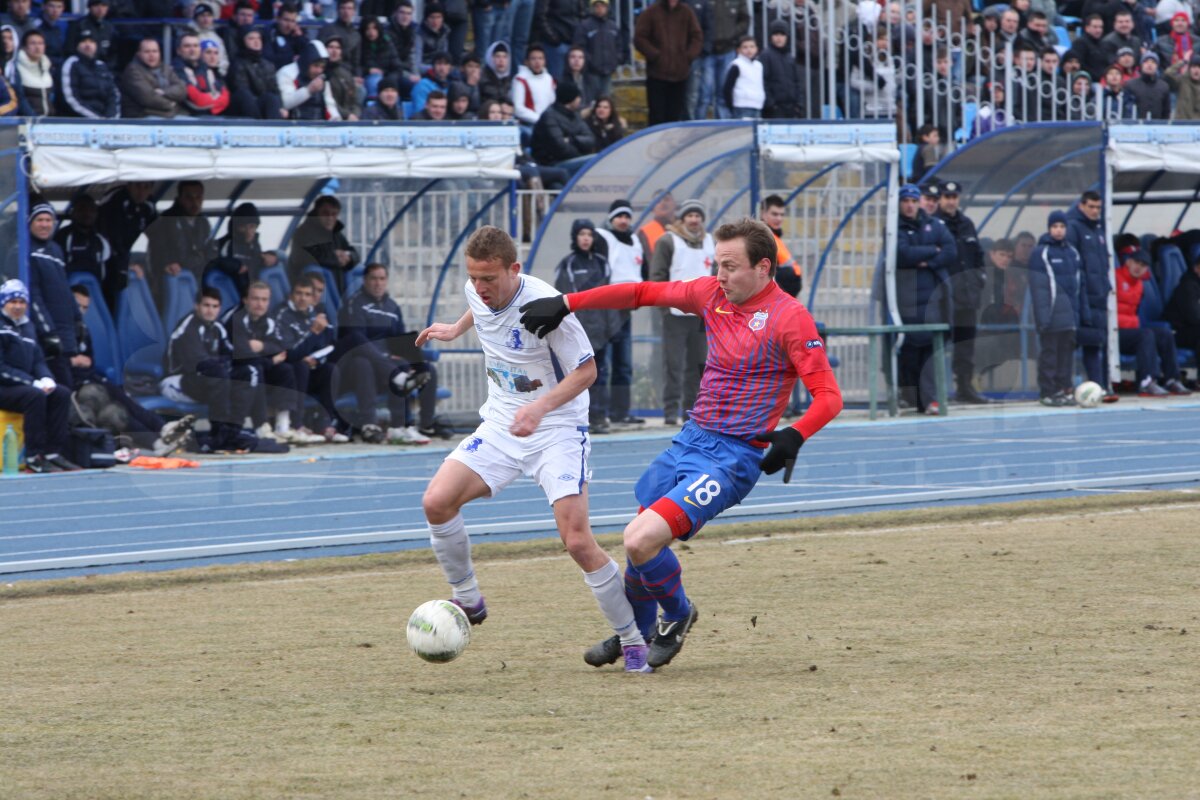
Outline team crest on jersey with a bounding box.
[805,339,824,349]
[506,328,524,350]
[749,311,769,331]
[462,436,483,452]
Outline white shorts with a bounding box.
[446,419,591,505]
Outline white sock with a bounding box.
[429,513,481,605]
[584,558,643,646]
[275,410,291,434]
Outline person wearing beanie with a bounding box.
[593,198,645,425]
[277,38,341,121]
[0,278,81,473]
[648,198,713,424]
[1170,53,1200,119]
[226,25,285,120]
[65,0,115,65]
[896,181,956,415]
[1029,210,1086,406]
[761,18,804,118]
[554,219,622,432]
[364,76,404,119]
[190,3,229,74]
[1154,11,1194,69]
[1126,49,1171,119]
[531,78,596,168]
[173,32,230,117]
[721,34,764,119]
[60,29,118,119]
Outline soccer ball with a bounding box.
[1074,381,1104,408]
[406,599,471,663]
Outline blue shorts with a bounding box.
[634,422,763,540]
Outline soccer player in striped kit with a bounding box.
[520,218,843,669]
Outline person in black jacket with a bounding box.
[1125,52,1172,119]
[60,31,118,119]
[1068,14,1113,81]
[761,19,804,118]
[97,181,156,301]
[479,40,512,105]
[360,16,403,95]
[1029,210,1088,405]
[16,202,82,390]
[334,262,438,443]
[1064,190,1111,392]
[934,181,991,404]
[1165,253,1200,356]
[227,26,286,120]
[287,195,360,288]
[146,181,212,303]
[531,81,596,167]
[210,202,275,300]
[263,2,307,70]
[896,183,957,414]
[65,0,115,65]
[56,194,116,311]
[163,287,256,452]
[574,0,621,100]
[272,276,344,442]
[0,279,79,473]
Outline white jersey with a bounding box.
[466,274,594,429]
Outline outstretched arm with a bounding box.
[521,281,702,337]
[416,309,474,346]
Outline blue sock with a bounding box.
[624,561,659,640]
[630,548,691,623]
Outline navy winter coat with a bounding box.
[273,300,336,362]
[1064,204,1110,314]
[554,220,621,349]
[0,312,52,387]
[1029,233,1089,332]
[338,289,407,357]
[28,235,81,355]
[896,210,957,329]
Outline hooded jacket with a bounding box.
[263,21,308,70]
[1029,229,1088,332]
[12,49,55,116]
[1064,204,1110,314]
[61,49,119,118]
[479,41,513,104]
[761,23,804,118]
[121,54,188,118]
[0,311,52,388]
[554,219,622,349]
[228,27,282,100]
[287,213,359,283]
[277,40,341,120]
[28,229,82,356]
[634,0,703,82]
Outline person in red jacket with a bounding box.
[1115,249,1191,396]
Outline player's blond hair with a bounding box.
[465,225,518,267]
[714,218,777,278]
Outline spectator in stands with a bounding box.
[760,194,800,297]
[1029,210,1086,406]
[446,82,474,118]
[559,46,592,109]
[190,4,229,75]
[0,279,79,473]
[911,124,945,183]
[1103,10,1143,62]
[638,191,675,259]
[478,97,502,120]
[1019,10,1056,53]
[896,183,955,415]
[1154,12,1193,70]
[411,50,453,111]
[934,180,991,404]
[1065,190,1111,393]
[264,3,307,70]
[365,77,404,119]
[411,88,448,118]
[336,262,437,443]
[513,44,556,127]
[495,0,535,66]
[459,53,483,111]
[1126,52,1171,118]
[1070,14,1111,81]
[534,0,586,79]
[635,0,702,125]
[228,26,286,119]
[164,287,258,453]
[0,0,37,42]
[175,33,231,116]
[1,27,18,80]
[972,81,1010,138]
[681,0,712,119]
[70,284,195,454]
[849,30,897,121]
[222,2,258,58]
[278,40,342,120]
[721,35,763,120]
[554,218,619,433]
[56,194,116,310]
[1114,46,1138,83]
[1068,73,1098,119]
[37,0,68,66]
[419,3,451,71]
[320,0,361,71]
[761,19,804,119]
[998,8,1021,45]
[1170,55,1200,119]
[480,40,512,104]
[388,1,424,98]
[122,38,189,119]
[61,31,118,119]
[360,17,402,98]
[575,0,620,101]
[1100,64,1135,118]
[531,81,595,168]
[10,30,55,116]
[323,35,362,120]
[706,0,749,118]
[288,195,359,287]
[592,198,645,425]
[582,95,626,150]
[212,202,274,298]
[147,181,212,300]
[649,198,712,424]
[924,0,972,29]
[1114,249,1190,396]
[272,275,344,442]
[1155,0,1193,29]
[97,181,156,299]
[1165,252,1200,356]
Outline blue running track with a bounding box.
[3,404,1199,581]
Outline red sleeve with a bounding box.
[791,369,842,440]
[566,279,708,315]
[212,88,231,115]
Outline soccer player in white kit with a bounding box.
[417,226,652,672]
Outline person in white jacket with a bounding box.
[276,39,341,120]
[511,44,556,127]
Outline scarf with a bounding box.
[16,50,52,90]
[668,220,706,247]
[607,227,634,246]
[1173,31,1194,63]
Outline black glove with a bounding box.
[519,295,570,338]
[756,427,804,483]
[40,334,62,358]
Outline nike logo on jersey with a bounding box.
[715,306,734,315]
[683,496,700,508]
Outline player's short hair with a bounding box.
[246,280,270,297]
[197,287,222,304]
[1080,190,1101,204]
[991,238,1015,253]
[313,195,340,213]
[294,275,315,291]
[465,225,517,267]
[714,218,777,278]
[761,194,785,211]
[71,283,90,297]
[365,262,388,277]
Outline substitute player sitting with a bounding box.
[416,226,652,673]
[520,218,843,669]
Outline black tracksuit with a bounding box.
[0,312,70,458]
[274,300,338,430]
[27,233,81,389]
[166,311,252,442]
[934,208,985,393]
[225,305,297,429]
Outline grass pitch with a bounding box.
[3,493,1199,799]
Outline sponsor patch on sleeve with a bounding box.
[805,338,824,349]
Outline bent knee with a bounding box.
[422,486,458,524]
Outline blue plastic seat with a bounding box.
[899,144,918,180]
[203,269,241,314]
[68,272,122,385]
[344,263,366,299]
[1156,245,1187,301]
[117,272,166,381]
[162,271,200,332]
[302,265,342,311]
[259,264,291,307]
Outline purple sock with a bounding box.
[629,547,691,623]
[624,560,658,640]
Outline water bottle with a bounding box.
[2,424,18,477]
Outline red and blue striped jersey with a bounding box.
[568,276,835,443]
